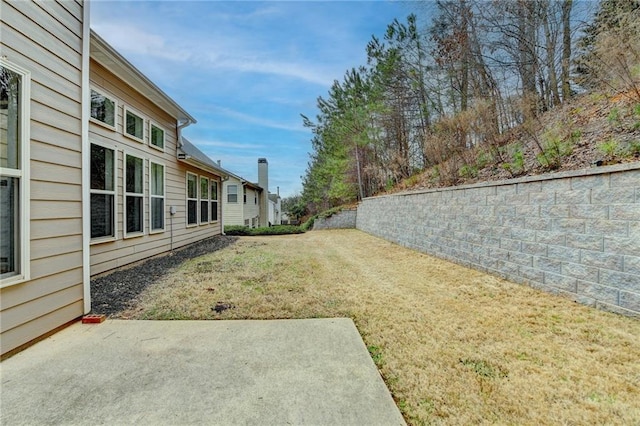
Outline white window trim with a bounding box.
[149,161,165,234]
[0,59,30,288]
[227,184,238,204]
[210,180,219,223]
[149,121,165,152]
[186,172,198,228]
[89,86,117,131]
[123,152,145,238]
[123,105,145,143]
[89,142,118,245]
[199,176,210,225]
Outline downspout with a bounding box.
[176,118,192,148]
[220,175,229,235]
[81,0,92,314]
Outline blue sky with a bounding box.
[91,1,413,198]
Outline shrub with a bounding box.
[300,215,317,231]
[626,140,640,157]
[224,226,252,236]
[537,135,573,170]
[459,164,478,179]
[224,225,304,236]
[502,145,525,177]
[598,138,620,159]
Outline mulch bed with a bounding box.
[90,235,237,316]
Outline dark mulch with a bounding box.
[90,235,237,317]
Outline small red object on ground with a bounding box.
[82,314,106,324]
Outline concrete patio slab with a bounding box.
[1,319,405,425]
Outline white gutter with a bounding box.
[220,175,229,235]
[176,119,191,148]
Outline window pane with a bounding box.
[90,193,114,238]
[1,66,21,170]
[151,163,164,196]
[187,174,197,198]
[126,110,143,139]
[210,201,218,221]
[126,155,143,194]
[210,182,218,201]
[0,176,19,275]
[187,200,197,224]
[200,177,209,199]
[228,184,237,203]
[91,144,114,191]
[126,196,143,233]
[151,125,164,149]
[151,197,164,230]
[200,200,209,222]
[90,90,114,126]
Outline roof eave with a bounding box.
[89,30,196,125]
[178,157,226,177]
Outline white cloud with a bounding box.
[202,105,308,132]
[91,22,190,62]
[189,139,266,150]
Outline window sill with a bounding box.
[150,143,164,152]
[123,133,144,144]
[123,232,144,239]
[186,223,199,228]
[90,236,117,245]
[0,273,29,289]
[90,118,116,132]
[149,228,165,235]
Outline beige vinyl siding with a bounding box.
[222,177,244,226]
[89,60,222,276]
[0,0,85,356]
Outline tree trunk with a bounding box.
[561,0,573,101]
[542,0,560,108]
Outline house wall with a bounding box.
[1,0,86,356]
[357,163,640,316]
[222,177,244,227]
[89,60,221,276]
[244,186,260,227]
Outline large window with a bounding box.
[150,162,164,232]
[150,122,164,151]
[90,88,116,129]
[0,61,29,284]
[186,173,198,226]
[124,106,144,142]
[90,144,116,240]
[125,154,144,235]
[200,176,209,223]
[227,184,238,203]
[210,181,218,222]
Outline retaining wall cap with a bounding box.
[364,162,640,200]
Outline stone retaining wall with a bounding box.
[357,163,640,316]
[313,209,358,230]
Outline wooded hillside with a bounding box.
[296,0,640,216]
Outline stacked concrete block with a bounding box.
[313,209,357,230]
[357,163,640,316]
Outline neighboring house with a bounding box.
[268,191,282,226]
[222,172,262,228]
[88,32,225,275]
[0,0,227,357]
[1,0,90,357]
[222,158,276,228]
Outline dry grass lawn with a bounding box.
[119,230,640,425]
